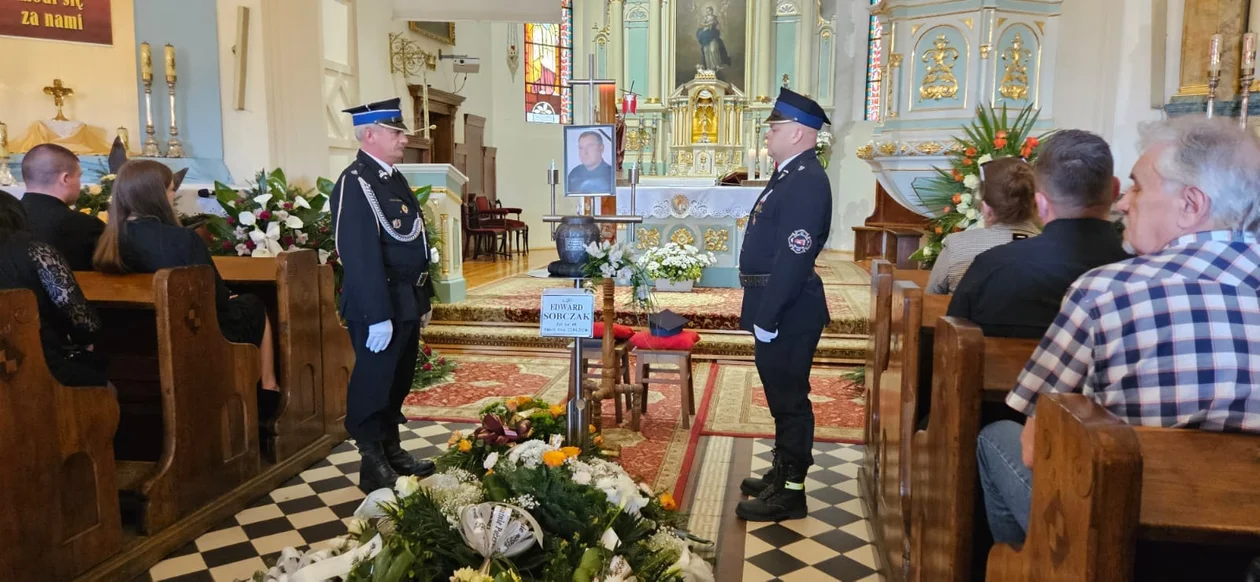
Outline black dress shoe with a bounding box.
[357,441,400,493]
[740,453,779,497]
[383,439,436,477]
[736,462,808,522]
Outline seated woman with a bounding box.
[925,157,1040,294]
[91,160,282,422]
[0,190,108,388]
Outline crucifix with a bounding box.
[570,54,617,126]
[43,79,74,121]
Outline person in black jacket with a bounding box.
[19,144,104,271]
[735,87,833,522]
[0,189,108,388]
[91,160,282,419]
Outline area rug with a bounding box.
[700,363,865,443]
[434,275,868,335]
[401,353,705,494]
[816,254,873,286]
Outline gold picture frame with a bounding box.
[408,22,456,45]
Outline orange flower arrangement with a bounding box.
[458,439,472,453]
[561,446,581,458]
[658,492,677,511]
[542,450,567,468]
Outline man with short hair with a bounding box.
[332,98,437,493]
[947,129,1131,338]
[567,130,614,194]
[20,143,103,271]
[978,117,1260,545]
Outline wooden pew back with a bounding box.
[215,251,324,461]
[0,289,123,580]
[861,260,894,507]
[78,266,261,534]
[319,264,351,441]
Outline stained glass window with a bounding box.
[525,0,573,124]
[864,0,883,121]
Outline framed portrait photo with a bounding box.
[563,124,617,197]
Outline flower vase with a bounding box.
[654,278,694,292]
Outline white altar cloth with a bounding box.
[615,185,762,220]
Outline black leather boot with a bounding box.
[357,442,400,493]
[740,452,779,497]
[383,439,435,478]
[735,461,808,522]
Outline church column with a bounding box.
[757,0,774,101]
[795,0,815,96]
[648,0,662,101]
[260,0,327,183]
[611,0,626,87]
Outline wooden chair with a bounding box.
[77,266,261,535]
[491,198,529,255]
[575,337,632,423]
[0,289,123,581]
[462,203,507,260]
[318,264,351,441]
[908,316,1038,582]
[987,393,1260,582]
[214,250,324,462]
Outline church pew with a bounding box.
[908,316,1039,582]
[986,394,1260,582]
[319,263,351,441]
[214,251,325,462]
[876,280,950,581]
[76,266,261,535]
[0,289,123,581]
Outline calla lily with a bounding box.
[285,215,304,229]
[318,249,331,264]
[253,193,273,207]
[294,196,311,209]
[239,211,257,226]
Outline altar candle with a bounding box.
[140,42,153,83]
[164,43,177,83]
[1210,34,1223,74]
[1245,33,1257,70]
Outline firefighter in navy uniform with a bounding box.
[332,98,438,493]
[736,87,833,522]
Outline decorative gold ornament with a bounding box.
[645,97,662,104]
[389,32,438,78]
[592,23,611,47]
[1034,20,1045,35]
[856,144,875,160]
[878,142,898,156]
[43,79,74,121]
[736,216,749,229]
[911,24,923,36]
[980,44,992,59]
[636,227,661,250]
[670,227,696,247]
[704,228,729,252]
[919,34,960,101]
[962,17,974,30]
[915,141,944,155]
[999,33,1032,101]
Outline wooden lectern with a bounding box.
[853,182,930,269]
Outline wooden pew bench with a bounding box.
[76,266,261,535]
[875,279,950,580]
[0,289,123,580]
[214,251,325,462]
[987,393,1260,582]
[909,316,1038,582]
[318,263,351,441]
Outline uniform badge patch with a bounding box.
[787,229,812,254]
[378,169,391,182]
[392,218,403,229]
[401,204,409,214]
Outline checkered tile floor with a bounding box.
[741,439,883,582]
[138,425,884,581]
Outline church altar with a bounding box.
[614,182,760,288]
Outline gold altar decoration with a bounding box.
[636,227,661,250]
[666,69,746,177]
[8,121,112,155]
[703,228,729,252]
[670,227,696,247]
[999,33,1032,101]
[855,144,874,160]
[43,79,74,121]
[735,216,748,230]
[919,33,960,101]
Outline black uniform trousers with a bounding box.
[344,319,420,443]
[754,326,824,469]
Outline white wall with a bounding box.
[823,0,877,251]
[217,0,272,182]
[0,0,139,150]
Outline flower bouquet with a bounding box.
[583,240,655,310]
[815,130,834,170]
[413,344,458,390]
[637,242,714,292]
[74,172,115,221]
[253,396,714,582]
[909,104,1046,266]
[202,168,333,259]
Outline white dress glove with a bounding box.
[366,320,393,353]
[420,308,433,328]
[754,325,778,343]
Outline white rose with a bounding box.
[966,208,980,220]
[961,193,973,205]
[922,245,935,258]
[963,174,980,191]
[101,174,116,182]
[88,185,102,195]
[394,475,421,497]
[977,154,993,165]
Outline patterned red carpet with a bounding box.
[402,353,865,495]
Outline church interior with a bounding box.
[4,0,1260,580]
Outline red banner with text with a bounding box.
[1,0,113,45]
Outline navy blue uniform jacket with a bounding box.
[330,150,432,324]
[738,149,832,336]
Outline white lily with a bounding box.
[239,211,257,227]
[586,241,606,259]
[294,196,311,209]
[284,215,304,229]
[253,193,273,207]
[668,545,715,582]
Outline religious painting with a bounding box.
[1,0,113,45]
[563,124,616,197]
[525,0,573,124]
[408,21,455,45]
[674,0,747,91]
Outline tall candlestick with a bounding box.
[422,81,431,140]
[1245,33,1257,70]
[164,44,177,84]
[140,42,153,83]
[1209,34,1223,74]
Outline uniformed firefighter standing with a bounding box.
[332,98,437,493]
[736,88,833,522]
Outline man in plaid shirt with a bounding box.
[977,117,1260,545]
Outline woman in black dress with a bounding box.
[0,190,108,387]
[91,160,281,416]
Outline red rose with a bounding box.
[423,346,433,356]
[282,236,294,247]
[422,362,434,371]
[438,357,446,365]
[226,216,236,225]
[245,239,256,250]
[222,240,233,250]
[259,210,273,221]
[320,226,330,234]
[284,202,294,210]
